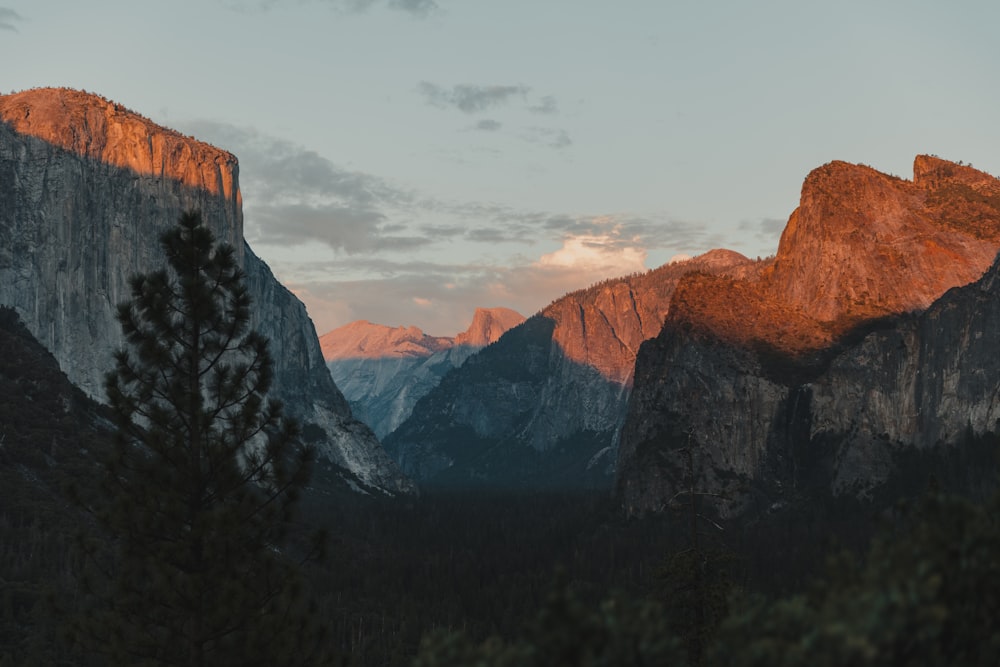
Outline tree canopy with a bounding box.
[70,211,329,667]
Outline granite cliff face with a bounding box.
[383,250,756,488]
[617,156,1000,516]
[321,307,525,438]
[0,88,413,495]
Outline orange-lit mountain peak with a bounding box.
[0,88,238,198]
[666,155,1000,362]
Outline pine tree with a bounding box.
[71,211,331,666]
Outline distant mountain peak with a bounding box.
[321,307,525,438]
[455,307,526,348]
[319,321,452,361]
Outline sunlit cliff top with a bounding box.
[0,87,238,197]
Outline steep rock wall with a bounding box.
[0,88,412,494]
[618,156,1000,515]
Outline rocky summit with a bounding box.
[321,307,525,438]
[0,87,413,495]
[617,156,1000,516]
[383,250,757,489]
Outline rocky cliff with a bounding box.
[617,156,1000,516]
[0,87,413,495]
[321,307,525,438]
[383,250,757,489]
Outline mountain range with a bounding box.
[383,154,1000,506]
[3,86,999,517]
[383,249,756,488]
[320,307,525,438]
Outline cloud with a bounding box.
[181,120,420,253]
[738,216,786,251]
[523,127,572,149]
[528,96,558,115]
[387,0,438,16]
[249,203,432,253]
[274,213,714,335]
[280,240,651,337]
[0,7,22,32]
[418,82,529,114]
[536,235,647,274]
[473,119,502,132]
[228,0,439,17]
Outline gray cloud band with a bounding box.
[418,82,530,114]
[181,120,711,258]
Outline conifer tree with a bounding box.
[71,211,330,667]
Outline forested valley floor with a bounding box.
[3,306,999,666]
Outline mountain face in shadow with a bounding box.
[617,156,1000,517]
[321,308,525,438]
[0,87,413,495]
[383,251,757,490]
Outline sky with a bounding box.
[2,1,999,336]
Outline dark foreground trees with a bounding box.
[69,212,331,667]
[412,487,1000,667]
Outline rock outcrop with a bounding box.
[617,156,1000,516]
[321,307,525,438]
[383,250,757,489]
[0,88,413,495]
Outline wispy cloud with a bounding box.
[0,7,23,32]
[278,231,661,336]
[417,81,564,119]
[181,120,420,253]
[418,82,529,114]
[738,216,785,252]
[528,95,558,115]
[225,0,440,17]
[270,211,714,334]
[386,0,438,16]
[473,119,502,132]
[523,126,572,149]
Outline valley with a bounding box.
[2,87,1000,666]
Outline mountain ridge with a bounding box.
[322,307,525,438]
[383,250,757,488]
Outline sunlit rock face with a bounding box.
[383,251,757,489]
[617,156,1000,516]
[321,308,525,438]
[0,87,413,495]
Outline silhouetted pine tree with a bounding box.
[70,212,332,667]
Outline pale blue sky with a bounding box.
[3,0,998,335]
